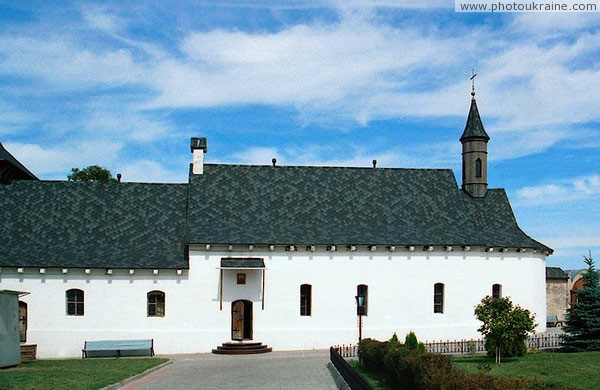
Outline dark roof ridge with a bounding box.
[11,180,187,186]
[203,163,454,172]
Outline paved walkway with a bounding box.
[122,350,340,390]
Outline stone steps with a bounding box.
[212,341,272,355]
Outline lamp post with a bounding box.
[355,293,366,343]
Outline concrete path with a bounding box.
[122,350,340,390]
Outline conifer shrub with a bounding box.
[562,253,600,352]
[404,331,426,353]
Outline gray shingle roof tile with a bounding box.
[0,181,187,269]
[186,164,551,251]
[0,162,552,269]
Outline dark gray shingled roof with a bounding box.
[221,258,265,268]
[460,97,490,142]
[0,181,187,269]
[186,164,551,252]
[0,162,552,269]
[0,141,38,183]
[546,267,569,280]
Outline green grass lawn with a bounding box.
[348,359,391,390]
[453,351,600,389]
[0,358,169,390]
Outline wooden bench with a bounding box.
[82,339,154,358]
[546,315,563,327]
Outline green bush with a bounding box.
[444,372,568,390]
[382,342,417,388]
[358,338,388,374]
[358,333,569,389]
[404,331,426,353]
[384,349,455,389]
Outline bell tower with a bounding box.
[460,82,490,198]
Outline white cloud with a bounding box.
[0,100,34,132]
[5,141,123,178]
[118,160,187,183]
[82,6,122,34]
[227,140,460,170]
[229,147,284,165]
[0,37,142,88]
[515,175,600,205]
[1,3,600,166]
[545,236,600,250]
[509,13,600,35]
[490,128,568,161]
[147,18,468,109]
[83,109,170,143]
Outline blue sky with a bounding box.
[0,1,598,270]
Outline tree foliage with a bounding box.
[474,296,536,363]
[562,252,600,351]
[67,165,117,183]
[404,331,426,353]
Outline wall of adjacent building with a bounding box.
[0,248,547,358]
[546,278,569,322]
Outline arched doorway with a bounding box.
[18,301,27,343]
[231,300,253,341]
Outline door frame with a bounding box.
[19,301,27,343]
[231,300,253,341]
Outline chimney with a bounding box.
[190,137,207,175]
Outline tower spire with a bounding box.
[460,74,490,198]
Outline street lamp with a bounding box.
[355,293,366,342]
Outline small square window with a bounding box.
[237,273,246,285]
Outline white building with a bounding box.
[0,92,552,358]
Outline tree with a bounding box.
[67,165,117,183]
[562,252,600,351]
[474,296,536,363]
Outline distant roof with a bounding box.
[186,164,551,251]
[0,181,187,269]
[0,141,38,183]
[546,267,568,280]
[460,97,490,142]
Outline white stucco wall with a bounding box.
[0,248,547,358]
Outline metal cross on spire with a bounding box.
[470,69,477,97]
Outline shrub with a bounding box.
[404,331,426,353]
[358,333,568,389]
[358,338,388,374]
[382,342,417,388]
[445,372,568,390]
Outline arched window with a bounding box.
[66,289,84,316]
[300,284,312,316]
[492,284,502,299]
[475,158,482,178]
[148,291,165,317]
[434,283,444,313]
[357,284,368,316]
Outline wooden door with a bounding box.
[19,301,27,343]
[232,301,244,341]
